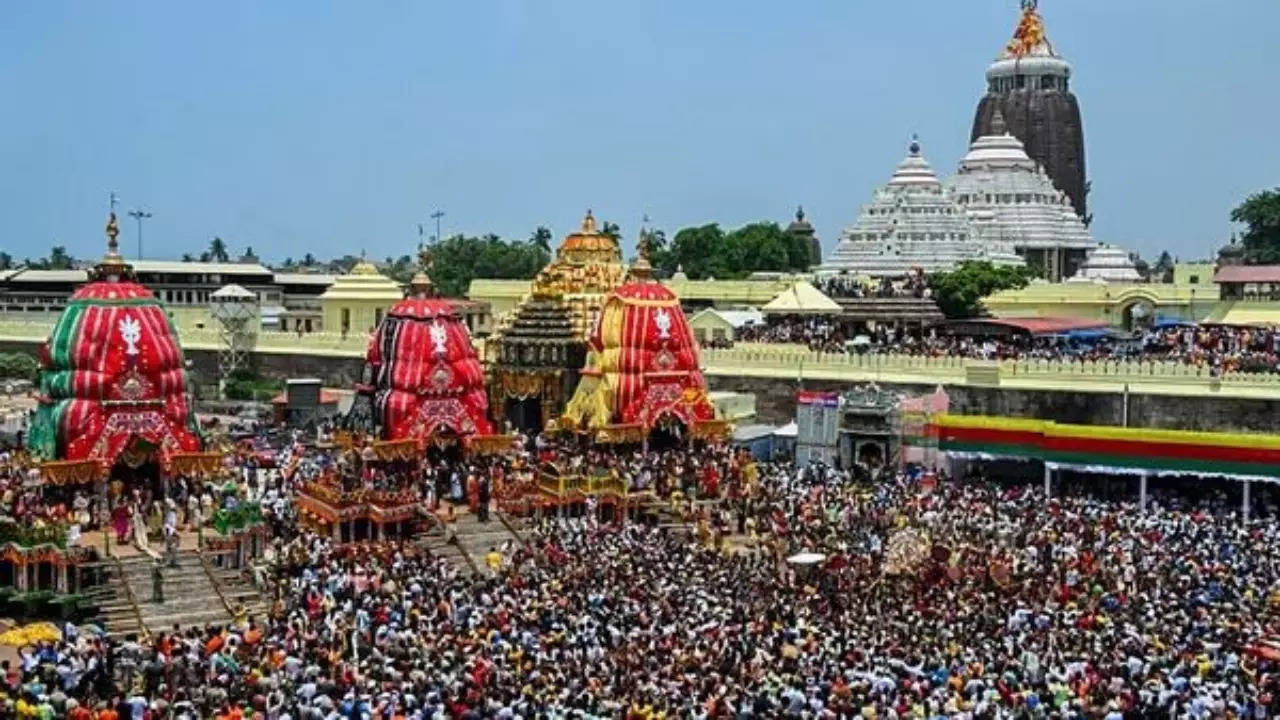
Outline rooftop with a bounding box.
[1213,266,1280,284]
[131,260,273,275]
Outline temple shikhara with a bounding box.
[344,252,493,448]
[948,109,1095,281]
[560,240,720,443]
[972,0,1088,223]
[485,210,627,431]
[28,212,215,482]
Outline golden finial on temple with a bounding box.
[629,222,654,281]
[409,242,435,297]
[105,211,120,255]
[581,209,597,234]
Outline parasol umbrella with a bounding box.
[786,552,827,565]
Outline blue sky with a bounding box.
[2,0,1277,266]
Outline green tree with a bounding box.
[303,252,316,267]
[46,246,73,270]
[0,252,11,270]
[388,254,416,284]
[529,226,553,254]
[207,237,230,263]
[599,221,621,242]
[1231,188,1280,264]
[666,224,728,279]
[0,352,38,381]
[724,223,789,274]
[929,261,1035,319]
[181,253,195,262]
[1151,251,1174,283]
[428,233,551,298]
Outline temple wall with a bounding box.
[704,374,1280,434]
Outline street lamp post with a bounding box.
[128,208,153,259]
[430,210,445,243]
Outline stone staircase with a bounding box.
[84,550,267,638]
[415,511,526,575]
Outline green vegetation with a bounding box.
[0,520,68,549]
[223,368,284,402]
[20,246,74,270]
[427,233,551,298]
[1232,188,1280,265]
[929,261,1036,319]
[0,352,38,381]
[654,221,811,279]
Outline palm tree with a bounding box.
[303,252,316,267]
[0,252,11,270]
[207,237,230,263]
[181,253,195,262]
[600,221,621,241]
[529,226,553,254]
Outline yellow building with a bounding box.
[319,259,403,336]
[983,276,1220,329]
[469,272,803,322]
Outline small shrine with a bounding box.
[559,232,723,444]
[318,255,404,335]
[486,210,628,431]
[836,385,903,471]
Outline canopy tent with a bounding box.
[932,414,1280,480]
[761,281,842,315]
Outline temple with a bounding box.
[949,110,1095,281]
[560,235,720,443]
[819,138,1023,278]
[343,250,493,446]
[28,212,217,482]
[318,255,404,336]
[971,0,1088,222]
[1066,244,1142,283]
[485,210,627,432]
[786,206,821,268]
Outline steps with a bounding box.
[454,514,521,570]
[415,511,524,575]
[88,550,266,638]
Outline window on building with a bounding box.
[341,308,351,335]
[1189,275,1199,285]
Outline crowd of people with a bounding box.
[3,424,1280,717]
[815,273,930,301]
[724,316,1280,375]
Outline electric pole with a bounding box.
[128,208,153,259]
